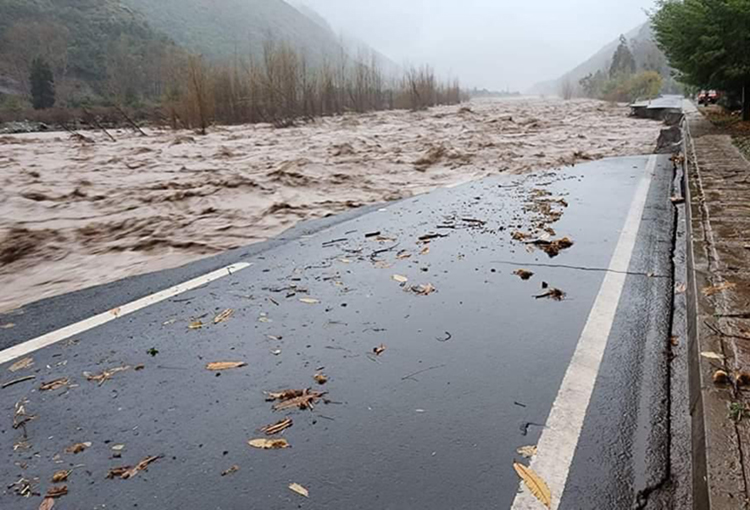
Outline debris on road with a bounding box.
[147,348,159,357]
[436,331,452,343]
[107,455,162,480]
[513,269,535,280]
[261,418,293,435]
[373,344,387,356]
[9,357,34,372]
[530,237,574,258]
[409,283,436,296]
[289,483,309,498]
[513,462,551,508]
[313,373,328,385]
[83,366,130,385]
[713,370,730,385]
[189,320,203,330]
[535,288,566,301]
[392,274,409,284]
[64,442,91,454]
[9,477,35,497]
[213,309,234,324]
[39,378,69,391]
[701,351,724,361]
[517,445,538,458]
[268,389,325,411]
[2,375,36,389]
[248,438,290,449]
[205,362,247,371]
[221,465,239,476]
[51,471,70,483]
[45,486,67,498]
[38,498,55,510]
[299,297,320,304]
[703,281,736,296]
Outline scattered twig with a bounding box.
[370,242,401,260]
[322,238,348,247]
[401,364,447,382]
[436,331,453,343]
[2,375,36,389]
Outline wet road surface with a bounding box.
[1,154,678,509]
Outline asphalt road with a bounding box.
[0,154,680,510]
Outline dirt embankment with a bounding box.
[0,98,662,313]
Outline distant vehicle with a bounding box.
[698,90,720,105]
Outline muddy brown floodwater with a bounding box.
[0,97,662,313]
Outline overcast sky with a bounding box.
[297,0,656,91]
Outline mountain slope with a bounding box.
[0,0,175,96]
[120,0,343,62]
[528,23,671,96]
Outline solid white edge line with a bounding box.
[0,262,252,366]
[511,155,657,509]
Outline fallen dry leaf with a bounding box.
[512,231,531,241]
[270,389,325,411]
[289,483,309,498]
[737,372,750,387]
[513,269,534,281]
[248,438,290,449]
[670,336,679,347]
[535,288,566,301]
[713,370,730,385]
[373,344,387,356]
[221,465,239,476]
[392,274,409,284]
[703,282,736,296]
[40,378,69,391]
[188,320,203,330]
[420,245,431,256]
[517,445,538,458]
[396,250,411,260]
[214,309,234,324]
[38,498,55,510]
[83,366,130,385]
[675,283,687,294]
[313,373,328,385]
[538,237,574,258]
[9,357,34,372]
[514,462,551,508]
[45,485,68,498]
[51,470,70,483]
[299,298,320,304]
[205,361,247,371]
[266,389,305,401]
[261,418,293,435]
[112,444,125,451]
[670,196,685,204]
[64,442,92,454]
[0,322,15,329]
[701,351,724,361]
[110,307,122,317]
[410,283,436,296]
[107,455,162,480]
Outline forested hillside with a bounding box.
[529,23,680,98]
[120,0,344,62]
[0,0,178,102]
